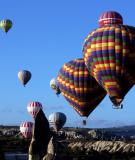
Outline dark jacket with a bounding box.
[29,109,51,158]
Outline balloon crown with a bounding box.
[99,11,123,27]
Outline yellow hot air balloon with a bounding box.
[0,19,12,33]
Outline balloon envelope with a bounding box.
[20,121,33,138]
[0,19,12,33]
[57,58,106,117]
[83,25,135,106]
[27,101,43,118]
[18,70,31,86]
[49,112,66,131]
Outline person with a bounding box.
[28,108,51,160]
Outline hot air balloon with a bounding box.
[82,119,86,126]
[0,19,12,33]
[50,78,61,95]
[18,70,31,87]
[27,101,43,118]
[83,11,135,108]
[99,11,123,27]
[49,112,66,132]
[57,58,106,118]
[20,121,33,138]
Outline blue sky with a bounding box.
[0,0,135,128]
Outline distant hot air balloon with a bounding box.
[0,19,12,33]
[49,112,66,132]
[27,101,43,118]
[83,12,135,107]
[50,78,61,95]
[18,70,31,87]
[20,121,33,138]
[99,11,123,27]
[57,58,106,118]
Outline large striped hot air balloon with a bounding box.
[27,101,43,118]
[57,58,106,117]
[0,19,12,33]
[49,112,66,132]
[18,70,31,87]
[20,121,33,138]
[83,13,135,107]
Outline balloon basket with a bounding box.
[112,104,123,109]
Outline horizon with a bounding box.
[1,123,135,130]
